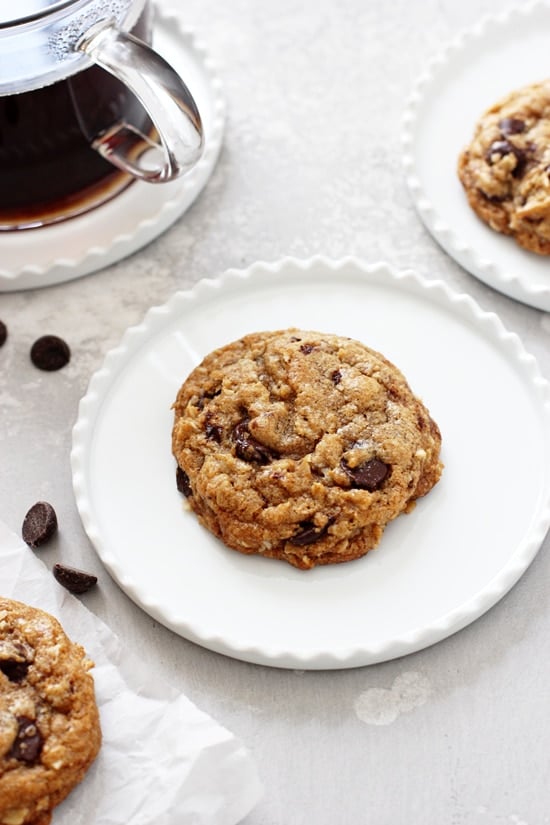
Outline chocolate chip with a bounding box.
[498,117,525,136]
[330,369,342,385]
[341,458,390,491]
[0,320,7,347]
[289,519,332,546]
[21,502,58,548]
[204,413,222,443]
[300,343,315,354]
[480,190,506,204]
[233,420,276,464]
[0,660,29,683]
[196,388,221,410]
[30,335,70,371]
[485,140,527,178]
[53,563,97,594]
[8,717,43,763]
[176,466,192,497]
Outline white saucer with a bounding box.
[402,1,550,312]
[71,257,550,669]
[0,7,225,292]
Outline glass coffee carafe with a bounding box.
[0,0,203,229]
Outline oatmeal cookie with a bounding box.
[458,79,550,254]
[0,598,101,825]
[171,329,443,570]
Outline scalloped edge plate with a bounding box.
[71,257,550,669]
[0,5,225,291]
[403,0,550,311]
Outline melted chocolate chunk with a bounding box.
[53,563,97,594]
[331,369,342,385]
[233,420,276,464]
[0,659,29,683]
[498,117,526,136]
[480,190,506,204]
[8,717,43,764]
[289,519,332,546]
[196,388,221,410]
[300,343,315,354]
[341,457,390,491]
[176,466,192,497]
[204,413,223,443]
[0,320,7,348]
[21,501,58,548]
[485,140,527,178]
[30,335,71,371]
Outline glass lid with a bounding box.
[0,1,82,28]
[0,0,143,94]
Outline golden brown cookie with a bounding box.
[0,598,101,825]
[458,79,550,254]
[172,329,443,570]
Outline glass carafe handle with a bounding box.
[77,19,203,182]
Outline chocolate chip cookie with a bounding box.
[0,598,101,825]
[171,329,443,570]
[458,79,550,254]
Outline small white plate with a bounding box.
[71,257,550,669]
[403,1,550,311]
[0,7,225,292]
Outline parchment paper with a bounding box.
[0,519,263,825]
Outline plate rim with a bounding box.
[71,255,550,669]
[401,0,550,311]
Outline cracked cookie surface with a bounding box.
[171,329,443,570]
[0,598,101,825]
[458,79,550,253]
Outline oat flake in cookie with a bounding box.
[171,329,443,570]
[458,79,550,254]
[0,598,101,825]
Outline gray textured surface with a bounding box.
[1,1,549,823]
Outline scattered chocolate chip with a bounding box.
[289,519,332,546]
[8,717,43,763]
[341,457,390,491]
[233,420,277,464]
[498,117,525,136]
[289,336,302,342]
[485,140,527,178]
[0,320,7,347]
[300,343,315,354]
[330,369,342,385]
[30,335,70,371]
[176,466,192,496]
[0,660,29,683]
[53,563,97,594]
[21,501,58,548]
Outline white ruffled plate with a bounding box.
[403,1,550,311]
[71,257,550,669]
[0,6,225,292]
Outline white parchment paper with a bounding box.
[0,519,262,825]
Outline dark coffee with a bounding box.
[0,8,152,229]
